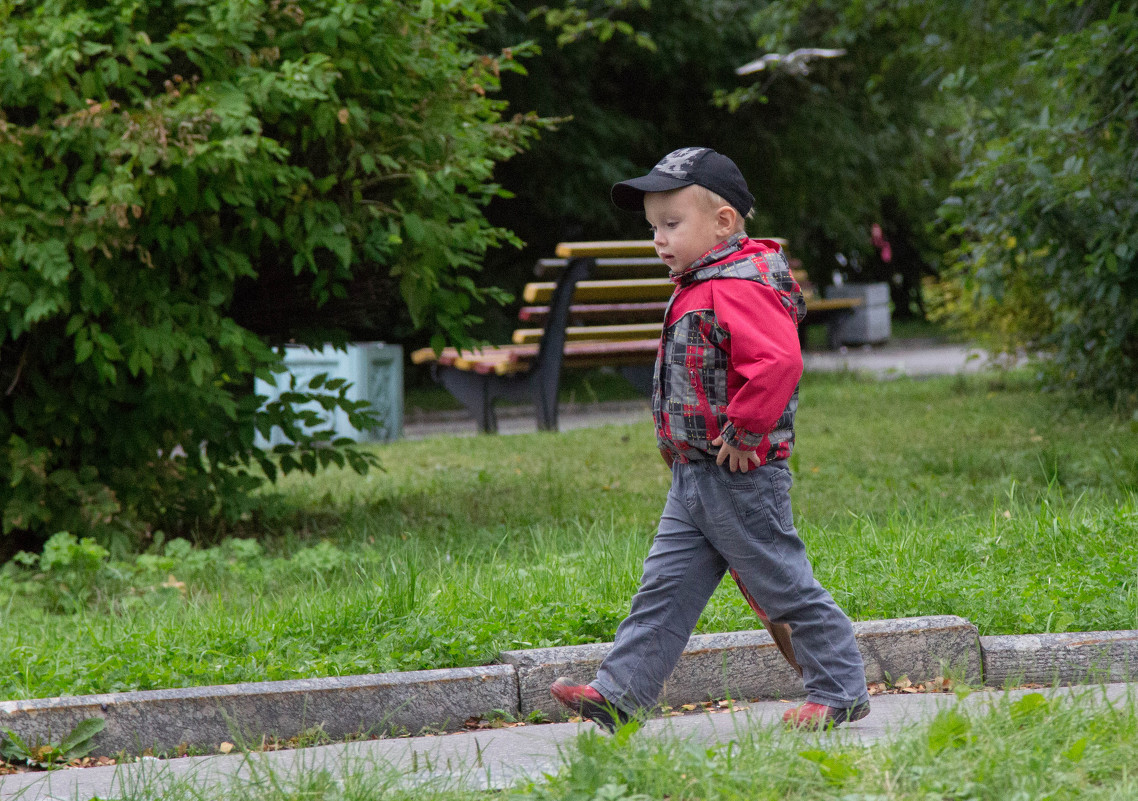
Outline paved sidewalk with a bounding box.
[4,683,1133,800]
[403,342,1003,439]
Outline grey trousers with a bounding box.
[591,459,868,714]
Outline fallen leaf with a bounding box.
[219,742,234,754]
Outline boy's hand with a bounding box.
[712,436,762,473]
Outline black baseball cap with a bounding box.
[611,147,755,217]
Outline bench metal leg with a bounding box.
[529,256,595,432]
[532,369,558,431]
[434,366,533,434]
[436,367,500,434]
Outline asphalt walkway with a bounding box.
[4,683,1134,800]
[403,341,1003,439]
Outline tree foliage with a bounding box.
[475,0,797,342]
[689,0,1138,404]
[715,0,956,316]
[476,0,949,327]
[0,0,543,552]
[935,4,1138,407]
[481,0,1134,409]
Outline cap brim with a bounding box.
[611,173,693,211]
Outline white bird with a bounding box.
[735,47,847,76]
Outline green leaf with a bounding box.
[1063,736,1089,763]
[798,749,860,786]
[404,213,426,243]
[57,717,106,756]
[612,717,641,745]
[927,709,972,754]
[1009,692,1049,721]
[75,333,94,364]
[0,729,31,761]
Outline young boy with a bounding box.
[550,147,870,731]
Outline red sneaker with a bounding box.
[782,701,870,730]
[550,678,631,733]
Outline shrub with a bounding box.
[934,7,1138,408]
[0,0,543,551]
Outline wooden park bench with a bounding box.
[410,240,861,433]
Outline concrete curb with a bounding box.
[502,615,980,720]
[2,620,1136,759]
[980,630,1138,687]
[0,666,517,759]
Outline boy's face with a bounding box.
[644,186,736,274]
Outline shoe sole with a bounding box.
[550,678,629,733]
[830,702,871,725]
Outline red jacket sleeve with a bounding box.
[712,279,803,450]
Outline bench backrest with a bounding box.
[520,238,795,347]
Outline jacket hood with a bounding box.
[672,235,782,285]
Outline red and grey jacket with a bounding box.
[653,234,806,465]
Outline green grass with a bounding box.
[65,688,1138,800]
[888,316,957,343]
[1,371,1136,701]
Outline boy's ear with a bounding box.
[715,205,739,235]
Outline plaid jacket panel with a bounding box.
[655,309,730,454]
[653,236,804,464]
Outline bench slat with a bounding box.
[519,302,669,325]
[512,322,663,345]
[524,278,675,304]
[535,258,664,279]
[413,338,660,376]
[805,297,862,312]
[553,238,789,260]
[411,345,535,375]
[554,241,658,259]
[515,339,659,370]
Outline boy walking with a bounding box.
[550,147,869,731]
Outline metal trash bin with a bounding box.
[823,283,891,345]
[255,342,403,447]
